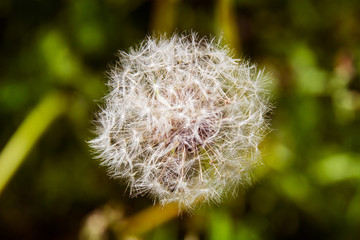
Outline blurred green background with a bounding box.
[1,0,360,239]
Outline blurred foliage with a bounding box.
[1,0,360,239]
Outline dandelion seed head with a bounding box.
[89,32,270,209]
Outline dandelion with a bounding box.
[89,32,270,209]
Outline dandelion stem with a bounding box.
[0,91,69,196]
[151,0,179,33]
[116,203,179,237]
[215,0,241,51]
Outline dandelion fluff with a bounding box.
[89,33,270,209]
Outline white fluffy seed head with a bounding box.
[89,32,270,210]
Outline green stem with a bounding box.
[151,0,179,33]
[215,0,241,51]
[114,203,180,238]
[0,91,69,196]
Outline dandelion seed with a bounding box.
[89,32,271,209]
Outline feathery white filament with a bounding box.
[89,33,270,209]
